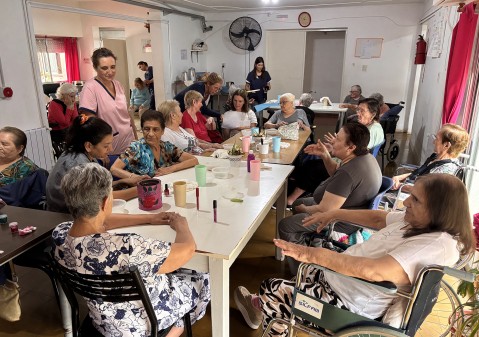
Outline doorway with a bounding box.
[103,38,130,103]
[303,30,346,102]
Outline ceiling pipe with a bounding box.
[112,0,213,32]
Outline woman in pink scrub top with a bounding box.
[79,48,136,156]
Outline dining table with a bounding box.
[110,156,294,337]
[213,129,311,165]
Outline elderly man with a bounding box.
[234,174,476,335]
[339,85,365,126]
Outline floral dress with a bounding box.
[119,139,183,177]
[52,222,210,337]
[0,157,38,187]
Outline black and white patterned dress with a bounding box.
[52,222,210,337]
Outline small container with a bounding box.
[164,184,170,196]
[9,222,18,233]
[212,167,230,179]
[0,214,7,224]
[247,150,255,172]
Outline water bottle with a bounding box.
[247,150,255,172]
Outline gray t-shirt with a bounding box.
[268,109,310,127]
[46,152,93,213]
[313,154,381,209]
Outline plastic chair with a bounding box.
[371,139,386,158]
[52,260,193,337]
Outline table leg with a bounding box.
[56,279,73,337]
[209,257,229,337]
[275,182,287,260]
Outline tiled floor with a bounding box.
[0,132,419,337]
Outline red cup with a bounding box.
[137,179,163,211]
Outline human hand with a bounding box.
[392,176,402,190]
[339,103,347,108]
[304,139,329,157]
[276,121,288,128]
[166,213,189,231]
[149,212,173,225]
[155,166,175,176]
[144,79,151,85]
[298,120,305,130]
[123,174,149,186]
[302,211,334,230]
[273,239,311,263]
[294,203,315,214]
[324,132,336,144]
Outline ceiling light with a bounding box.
[272,0,278,3]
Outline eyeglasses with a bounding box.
[350,91,359,94]
[279,100,291,105]
[142,127,162,134]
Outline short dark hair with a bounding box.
[0,126,27,156]
[137,61,148,67]
[404,174,476,255]
[66,115,112,154]
[91,48,117,69]
[358,98,380,122]
[140,109,165,130]
[341,122,370,156]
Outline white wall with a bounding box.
[32,8,83,37]
[0,1,46,129]
[204,3,422,131]
[409,3,459,163]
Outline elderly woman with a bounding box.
[111,109,198,178]
[79,48,136,155]
[158,99,222,153]
[339,84,365,124]
[235,174,475,335]
[279,123,381,273]
[265,93,311,132]
[287,98,384,206]
[0,127,38,187]
[52,163,210,337]
[222,89,258,139]
[391,123,469,190]
[181,90,220,143]
[369,92,390,118]
[48,83,79,143]
[174,72,223,118]
[47,114,142,213]
[129,77,151,117]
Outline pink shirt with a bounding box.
[79,78,134,155]
[181,110,211,142]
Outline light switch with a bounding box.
[362,65,367,71]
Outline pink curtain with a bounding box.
[64,37,80,82]
[442,3,478,125]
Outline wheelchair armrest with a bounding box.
[327,219,379,233]
[297,263,398,295]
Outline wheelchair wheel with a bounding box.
[415,279,463,337]
[387,143,400,161]
[335,326,408,336]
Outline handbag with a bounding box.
[0,262,21,322]
[278,122,299,140]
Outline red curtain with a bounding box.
[64,37,80,82]
[442,3,478,125]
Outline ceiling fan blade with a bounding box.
[244,28,261,36]
[247,36,255,51]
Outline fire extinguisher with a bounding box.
[415,35,427,65]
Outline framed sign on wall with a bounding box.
[354,38,383,58]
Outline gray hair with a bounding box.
[56,83,78,99]
[351,85,362,94]
[157,99,180,125]
[369,93,384,106]
[299,93,313,107]
[280,92,295,102]
[61,163,112,219]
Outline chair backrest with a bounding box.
[370,139,385,158]
[369,176,394,210]
[380,115,400,135]
[53,260,159,337]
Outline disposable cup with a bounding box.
[195,164,207,187]
[173,181,187,207]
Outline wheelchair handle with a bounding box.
[443,266,475,282]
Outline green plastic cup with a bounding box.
[195,164,207,187]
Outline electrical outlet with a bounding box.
[222,63,225,68]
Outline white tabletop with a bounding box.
[309,102,347,113]
[111,156,293,260]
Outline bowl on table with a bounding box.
[212,167,230,179]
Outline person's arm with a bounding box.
[197,139,223,150]
[392,173,411,190]
[47,101,64,127]
[141,89,151,109]
[130,89,135,106]
[264,111,283,129]
[303,139,339,176]
[274,239,410,285]
[158,214,196,274]
[155,151,199,176]
[302,208,389,231]
[112,187,137,201]
[200,103,221,118]
[104,212,171,230]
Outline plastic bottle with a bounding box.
[247,150,255,172]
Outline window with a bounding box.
[35,37,67,83]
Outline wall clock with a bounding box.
[298,12,311,28]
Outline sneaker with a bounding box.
[234,286,263,330]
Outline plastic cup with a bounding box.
[173,181,187,207]
[250,160,261,181]
[195,164,207,187]
[272,136,281,153]
[242,136,251,153]
[256,143,269,155]
[137,179,162,211]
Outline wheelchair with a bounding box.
[379,101,404,167]
[265,219,474,337]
